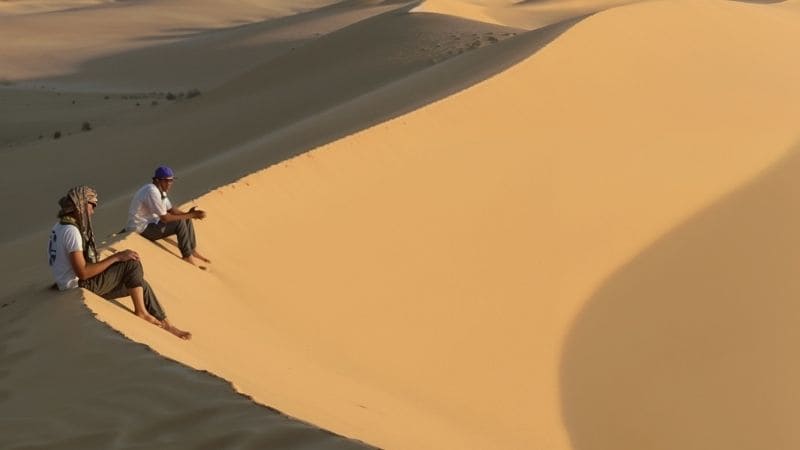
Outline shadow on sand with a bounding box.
[0,286,377,450]
[561,141,800,449]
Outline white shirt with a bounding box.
[126,183,173,233]
[47,222,83,290]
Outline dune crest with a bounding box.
[412,0,649,29]
[412,0,507,26]
[75,0,800,449]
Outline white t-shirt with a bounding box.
[126,183,172,233]
[47,222,83,290]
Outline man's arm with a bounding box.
[69,249,140,280]
[140,186,206,224]
[161,207,206,223]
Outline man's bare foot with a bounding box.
[182,255,207,270]
[168,326,192,340]
[192,250,211,264]
[162,320,192,340]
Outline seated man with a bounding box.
[48,185,191,340]
[126,165,209,266]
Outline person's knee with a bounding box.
[108,258,138,272]
[119,258,142,271]
[119,259,144,288]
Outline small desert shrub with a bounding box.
[53,131,61,139]
[81,121,91,131]
[186,88,201,99]
[165,92,176,100]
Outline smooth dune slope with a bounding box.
[0,0,106,16]
[78,0,800,449]
[0,0,341,83]
[413,0,647,28]
[15,1,423,92]
[0,287,374,450]
[1,1,564,449]
[0,2,526,292]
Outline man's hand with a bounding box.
[116,249,140,262]
[189,206,207,220]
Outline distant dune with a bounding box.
[414,0,646,28]
[2,0,800,449]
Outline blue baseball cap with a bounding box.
[153,165,175,179]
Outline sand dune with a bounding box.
[3,0,800,449]
[0,0,341,82]
[414,0,646,28]
[0,0,108,16]
[0,1,525,275]
[0,287,373,450]
[84,0,800,448]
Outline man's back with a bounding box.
[47,222,82,290]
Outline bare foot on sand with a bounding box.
[183,255,207,270]
[163,320,192,340]
[192,250,211,264]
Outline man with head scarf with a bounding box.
[126,165,210,267]
[48,185,191,340]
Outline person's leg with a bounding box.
[140,221,175,241]
[141,280,190,339]
[128,286,163,326]
[185,219,196,251]
[80,261,133,298]
[80,260,161,325]
[79,260,192,340]
[142,220,198,261]
[82,260,190,339]
[173,219,194,259]
[184,220,211,263]
[141,279,166,321]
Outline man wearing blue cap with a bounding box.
[126,165,210,267]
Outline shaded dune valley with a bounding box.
[0,288,376,450]
[2,0,800,450]
[561,142,800,450]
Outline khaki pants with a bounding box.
[141,219,197,258]
[79,260,166,320]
